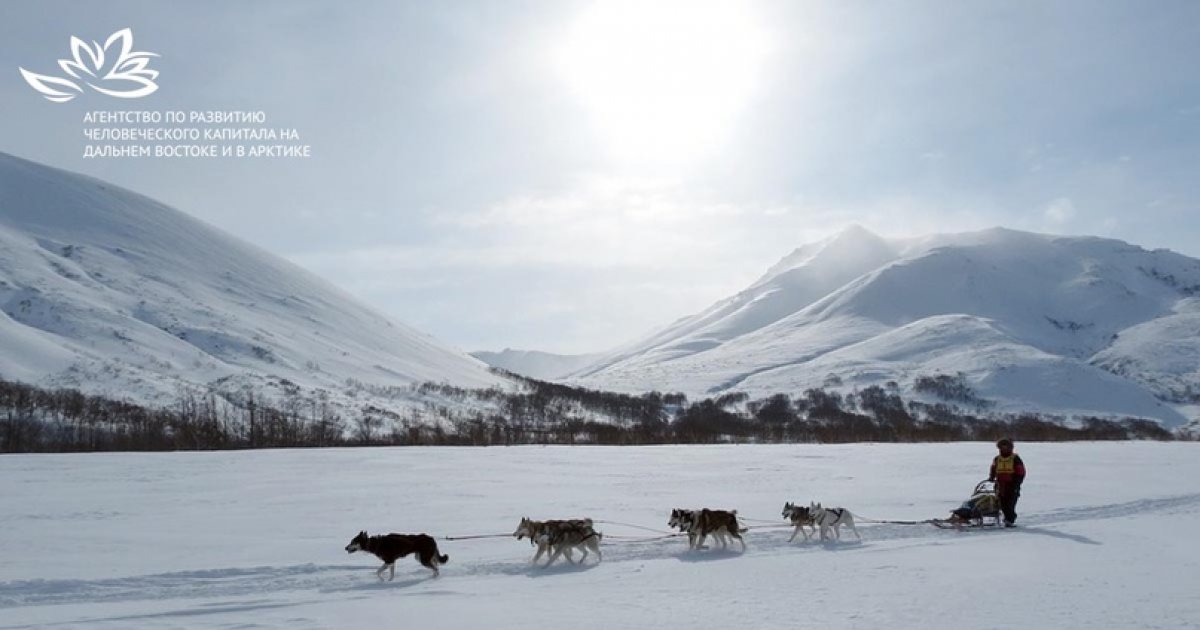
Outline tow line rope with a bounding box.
[749,513,934,527]
[737,516,780,524]
[605,533,685,543]
[592,519,676,536]
[854,516,934,525]
[444,519,682,543]
[442,515,933,542]
[442,533,513,541]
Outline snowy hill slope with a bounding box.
[0,152,503,409]
[471,348,602,380]
[573,227,1200,426]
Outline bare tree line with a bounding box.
[0,372,1177,453]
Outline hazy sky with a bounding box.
[2,0,1198,354]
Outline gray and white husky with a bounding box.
[513,517,602,566]
[810,502,861,541]
[782,502,816,542]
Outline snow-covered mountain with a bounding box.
[471,348,602,381]
[0,152,503,410]
[572,226,1200,427]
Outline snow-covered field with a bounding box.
[3,443,1198,629]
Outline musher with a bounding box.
[988,437,1026,527]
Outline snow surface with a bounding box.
[0,152,504,412]
[2,443,1199,629]
[573,226,1200,426]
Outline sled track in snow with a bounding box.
[0,564,369,611]
[2,492,1198,614]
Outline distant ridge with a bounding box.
[471,348,602,380]
[572,225,1200,426]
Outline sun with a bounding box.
[555,0,770,167]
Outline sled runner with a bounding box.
[930,480,1002,529]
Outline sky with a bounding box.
[1,0,1198,354]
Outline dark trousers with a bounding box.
[998,485,1020,524]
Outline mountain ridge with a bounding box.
[0,151,503,412]
[571,226,1199,427]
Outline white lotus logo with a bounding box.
[19,28,159,103]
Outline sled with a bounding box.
[930,479,1003,529]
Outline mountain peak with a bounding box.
[833,223,878,240]
[757,225,895,286]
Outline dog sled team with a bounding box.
[346,438,1026,580]
[345,501,858,581]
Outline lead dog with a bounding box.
[782,502,816,542]
[669,508,746,551]
[344,531,449,580]
[513,517,603,566]
[810,502,861,541]
[668,508,707,549]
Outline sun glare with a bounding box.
[556,0,770,167]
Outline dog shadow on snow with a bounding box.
[673,548,747,563]
[504,561,603,578]
[810,539,866,552]
[778,540,868,556]
[320,576,431,594]
[667,533,867,562]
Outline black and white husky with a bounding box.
[513,517,603,566]
[669,508,746,551]
[810,502,861,541]
[668,509,703,548]
[782,502,816,542]
[345,531,449,580]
